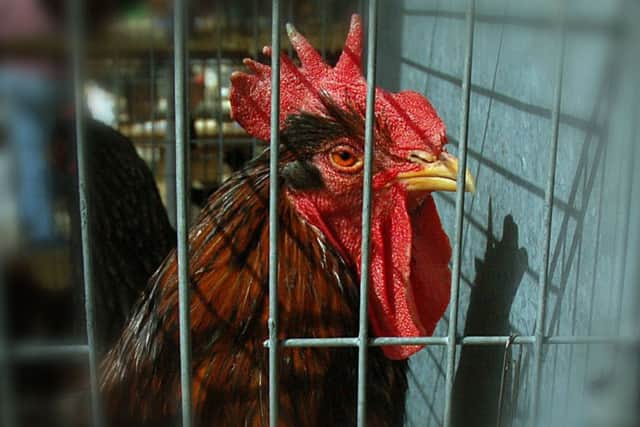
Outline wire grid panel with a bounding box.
[376,1,640,427]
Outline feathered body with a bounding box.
[102,157,408,426]
[73,120,175,351]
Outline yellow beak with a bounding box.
[396,152,476,193]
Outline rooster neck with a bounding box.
[186,162,361,335]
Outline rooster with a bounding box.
[101,14,474,427]
[54,117,176,352]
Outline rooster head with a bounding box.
[230,14,475,359]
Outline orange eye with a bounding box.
[330,146,361,171]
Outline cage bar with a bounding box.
[7,332,638,367]
[356,1,379,426]
[496,336,517,427]
[287,0,294,57]
[269,335,640,348]
[10,344,90,360]
[173,1,194,426]
[69,0,103,425]
[320,0,327,59]
[443,0,475,425]
[216,9,225,184]
[251,0,259,156]
[530,8,566,425]
[165,59,178,228]
[613,96,638,333]
[268,1,282,426]
[0,265,16,427]
[149,45,158,176]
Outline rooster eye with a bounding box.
[330,146,361,171]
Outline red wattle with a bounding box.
[367,189,451,360]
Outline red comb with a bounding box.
[230,14,447,153]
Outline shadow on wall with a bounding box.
[451,201,528,427]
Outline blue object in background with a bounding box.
[0,69,59,244]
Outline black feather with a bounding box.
[282,94,365,159]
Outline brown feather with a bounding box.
[101,156,407,427]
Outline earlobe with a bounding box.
[282,160,325,190]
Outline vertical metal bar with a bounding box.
[0,264,16,427]
[111,50,121,132]
[268,1,281,425]
[216,11,225,184]
[442,0,475,425]
[359,0,367,76]
[530,8,566,426]
[320,0,327,60]
[497,336,517,427]
[613,95,639,333]
[68,0,102,425]
[287,0,294,57]
[356,1,378,426]
[150,44,158,176]
[173,1,193,426]
[200,60,209,184]
[251,0,260,157]
[165,70,177,227]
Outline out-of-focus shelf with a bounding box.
[0,37,248,59]
[130,136,259,147]
[0,34,343,60]
[118,120,259,145]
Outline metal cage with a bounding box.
[1,0,638,426]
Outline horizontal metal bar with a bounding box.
[6,336,630,361]
[276,338,360,347]
[9,344,90,360]
[5,335,634,360]
[3,335,640,361]
[370,337,449,346]
[543,336,640,345]
[265,335,640,348]
[400,9,623,34]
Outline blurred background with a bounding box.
[0,0,638,426]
